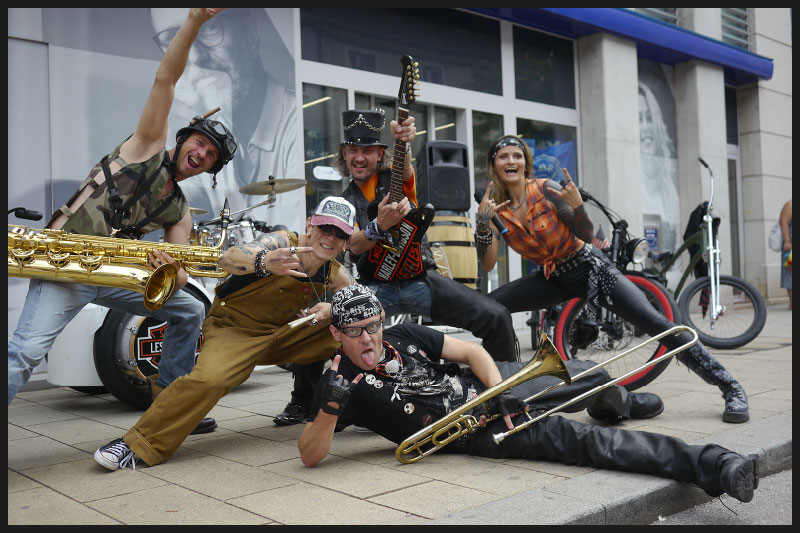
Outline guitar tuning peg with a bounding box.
[413,62,419,67]
[414,75,420,80]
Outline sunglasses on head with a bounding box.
[316,224,350,239]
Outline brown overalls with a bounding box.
[125,234,341,466]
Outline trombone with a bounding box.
[395,325,697,464]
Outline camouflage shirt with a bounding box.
[55,137,189,238]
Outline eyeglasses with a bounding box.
[153,17,224,53]
[316,224,350,240]
[338,319,383,338]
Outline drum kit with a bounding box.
[189,176,305,249]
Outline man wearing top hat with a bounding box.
[273,108,519,427]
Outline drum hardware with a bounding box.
[198,198,277,227]
[238,176,306,196]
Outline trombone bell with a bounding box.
[394,331,570,464]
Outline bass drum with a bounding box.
[92,283,211,410]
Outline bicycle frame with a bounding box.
[647,158,724,325]
[645,229,707,298]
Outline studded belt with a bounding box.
[551,245,592,277]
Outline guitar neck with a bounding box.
[388,107,409,204]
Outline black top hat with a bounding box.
[341,109,388,148]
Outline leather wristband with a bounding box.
[364,218,392,243]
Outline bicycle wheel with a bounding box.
[678,274,766,349]
[555,275,678,391]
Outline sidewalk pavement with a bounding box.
[8,304,792,525]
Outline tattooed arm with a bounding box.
[541,170,594,243]
[329,265,356,294]
[218,231,291,275]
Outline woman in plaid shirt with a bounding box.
[476,135,750,425]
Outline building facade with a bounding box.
[8,8,792,334]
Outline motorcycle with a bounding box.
[552,189,681,391]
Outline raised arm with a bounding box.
[541,170,594,243]
[475,182,508,272]
[298,355,362,467]
[121,8,225,164]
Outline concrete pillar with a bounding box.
[674,61,732,276]
[739,8,793,301]
[577,33,642,236]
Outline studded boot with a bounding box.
[676,342,749,423]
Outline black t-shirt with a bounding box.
[308,323,484,445]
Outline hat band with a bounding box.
[343,113,386,133]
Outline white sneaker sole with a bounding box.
[94,449,121,471]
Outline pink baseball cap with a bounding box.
[310,196,356,236]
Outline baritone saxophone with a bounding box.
[7,200,232,311]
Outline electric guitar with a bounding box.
[357,55,435,283]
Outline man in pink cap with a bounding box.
[93,196,360,470]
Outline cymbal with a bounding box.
[189,207,208,215]
[239,178,306,195]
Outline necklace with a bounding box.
[297,237,328,304]
[509,194,526,210]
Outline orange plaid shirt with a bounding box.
[498,178,584,279]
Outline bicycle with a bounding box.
[551,188,679,391]
[645,158,766,349]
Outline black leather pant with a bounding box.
[460,359,727,496]
[426,270,518,362]
[488,247,694,352]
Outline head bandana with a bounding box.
[490,137,528,163]
[331,285,382,328]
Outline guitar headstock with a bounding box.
[398,55,420,107]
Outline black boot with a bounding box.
[676,342,749,423]
[587,391,664,423]
[716,452,759,502]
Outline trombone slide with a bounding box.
[492,325,697,444]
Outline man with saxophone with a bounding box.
[298,285,760,504]
[8,9,235,437]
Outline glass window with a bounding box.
[516,118,578,184]
[365,95,429,169]
[301,8,502,95]
[433,107,457,141]
[472,110,507,292]
[513,25,575,108]
[303,83,348,217]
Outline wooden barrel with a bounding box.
[426,214,478,289]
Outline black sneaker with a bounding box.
[718,453,759,502]
[190,418,218,435]
[274,401,308,426]
[94,438,138,471]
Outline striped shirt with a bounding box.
[497,178,584,279]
